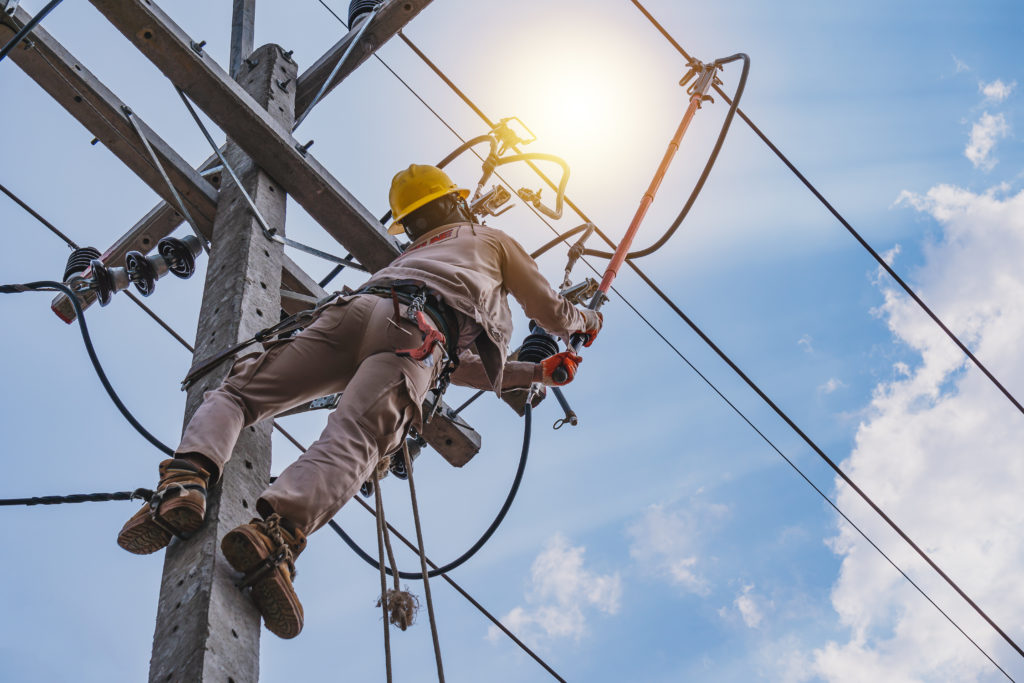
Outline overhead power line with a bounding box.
[627,0,1024,667]
[628,0,1024,422]
[1,175,563,681]
[349,7,1022,673]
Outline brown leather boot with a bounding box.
[221,513,307,639]
[117,458,210,555]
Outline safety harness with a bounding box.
[354,282,461,422]
[181,282,461,421]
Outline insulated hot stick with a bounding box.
[551,58,723,383]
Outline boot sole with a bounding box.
[117,499,205,555]
[221,526,304,639]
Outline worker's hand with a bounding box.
[539,351,583,386]
[573,310,603,348]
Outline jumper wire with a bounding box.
[308,3,1021,672]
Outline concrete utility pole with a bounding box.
[148,42,295,683]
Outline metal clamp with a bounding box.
[560,278,599,306]
[490,116,536,154]
[469,185,514,219]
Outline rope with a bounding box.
[625,2,1024,667]
[0,488,153,507]
[357,13,1022,672]
[3,146,558,675]
[373,464,420,632]
[372,470,394,683]
[403,439,445,682]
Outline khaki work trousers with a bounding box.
[177,294,442,534]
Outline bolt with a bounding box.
[190,39,206,54]
[295,140,314,156]
[90,137,99,146]
[276,78,291,92]
[282,49,294,60]
[244,57,259,69]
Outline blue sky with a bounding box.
[2,0,1024,681]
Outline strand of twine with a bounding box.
[372,469,394,683]
[404,439,445,682]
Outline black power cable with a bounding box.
[630,0,1024,442]
[0,0,66,63]
[629,0,1024,664]
[0,281,175,457]
[329,402,533,580]
[372,15,1023,673]
[0,488,154,507]
[582,52,750,260]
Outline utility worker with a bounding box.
[116,164,602,639]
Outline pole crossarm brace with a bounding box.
[88,0,412,273]
[294,0,432,121]
[0,6,215,228]
[0,7,343,320]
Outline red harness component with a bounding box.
[396,310,447,362]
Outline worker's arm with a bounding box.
[450,348,546,414]
[500,234,602,341]
[450,348,541,391]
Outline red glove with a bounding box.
[574,311,603,348]
[539,351,583,386]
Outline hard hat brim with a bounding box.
[388,187,470,235]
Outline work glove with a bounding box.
[573,311,603,348]
[539,351,583,386]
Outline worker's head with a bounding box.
[389,164,471,240]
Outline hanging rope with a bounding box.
[374,464,420,632]
[403,439,445,681]
[372,469,395,683]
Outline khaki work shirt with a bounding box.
[361,222,600,394]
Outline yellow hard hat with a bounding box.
[388,164,469,235]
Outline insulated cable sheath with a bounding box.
[328,403,532,579]
[581,53,749,261]
[1,281,175,456]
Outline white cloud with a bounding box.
[979,79,1015,103]
[798,334,814,353]
[818,378,846,395]
[735,584,765,628]
[952,55,970,73]
[488,534,620,644]
[965,112,1009,170]
[811,184,1024,680]
[628,501,728,596]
